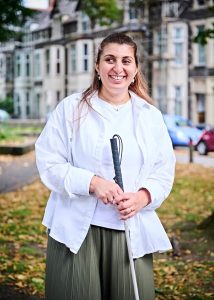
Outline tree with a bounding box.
[193,27,214,45]
[81,0,123,29]
[79,0,123,65]
[0,0,34,42]
[193,6,214,45]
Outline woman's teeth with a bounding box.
[110,75,125,80]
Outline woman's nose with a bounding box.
[113,61,123,73]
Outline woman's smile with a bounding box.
[109,74,127,82]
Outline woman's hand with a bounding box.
[115,189,151,220]
[89,175,123,204]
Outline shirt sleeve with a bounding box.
[140,112,176,211]
[35,101,95,198]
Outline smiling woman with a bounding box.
[35,32,176,300]
[95,43,137,103]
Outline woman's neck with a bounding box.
[98,88,130,105]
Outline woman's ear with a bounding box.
[95,64,99,74]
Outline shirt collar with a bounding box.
[89,90,151,110]
[129,91,151,110]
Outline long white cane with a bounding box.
[110,135,140,300]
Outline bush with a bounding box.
[0,97,14,115]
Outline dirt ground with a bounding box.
[0,285,41,300]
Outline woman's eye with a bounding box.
[105,58,114,63]
[123,59,131,64]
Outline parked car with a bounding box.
[163,114,202,147]
[195,128,214,155]
[0,109,10,121]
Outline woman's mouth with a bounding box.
[109,75,126,81]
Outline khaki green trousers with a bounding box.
[46,226,155,300]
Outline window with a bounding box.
[84,44,88,56]
[56,91,61,104]
[15,94,21,116]
[36,93,40,117]
[46,49,50,74]
[174,27,182,39]
[70,44,76,72]
[6,56,13,81]
[198,43,206,64]
[174,86,182,115]
[129,0,138,20]
[57,62,60,74]
[15,55,21,77]
[81,12,90,31]
[0,58,3,77]
[83,43,89,72]
[57,48,60,59]
[82,20,88,31]
[197,25,206,65]
[174,42,183,65]
[26,92,30,116]
[157,85,167,113]
[173,27,184,66]
[26,54,30,76]
[56,48,60,74]
[84,59,88,72]
[34,53,41,77]
[157,28,167,55]
[129,8,138,20]
[197,0,205,5]
[155,28,167,68]
[196,93,205,123]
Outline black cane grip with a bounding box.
[110,138,124,190]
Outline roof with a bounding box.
[25,0,78,32]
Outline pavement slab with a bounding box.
[0,151,38,194]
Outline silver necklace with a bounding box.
[111,103,127,111]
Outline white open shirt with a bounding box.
[35,91,176,258]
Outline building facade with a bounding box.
[183,0,214,126]
[0,0,213,127]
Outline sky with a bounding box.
[22,0,50,10]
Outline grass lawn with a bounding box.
[154,164,214,299]
[0,163,213,299]
[0,124,42,145]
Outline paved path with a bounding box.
[175,148,214,168]
[0,151,38,193]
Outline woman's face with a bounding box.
[96,43,138,96]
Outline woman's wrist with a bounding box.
[89,175,96,193]
[137,188,151,206]
[89,175,101,193]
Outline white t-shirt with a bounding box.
[91,98,142,230]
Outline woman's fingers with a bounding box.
[116,192,144,219]
[91,176,124,204]
[120,207,135,220]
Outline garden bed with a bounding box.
[0,143,35,155]
[0,124,40,155]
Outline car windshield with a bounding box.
[164,115,192,128]
[175,118,191,127]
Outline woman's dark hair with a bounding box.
[81,32,153,105]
